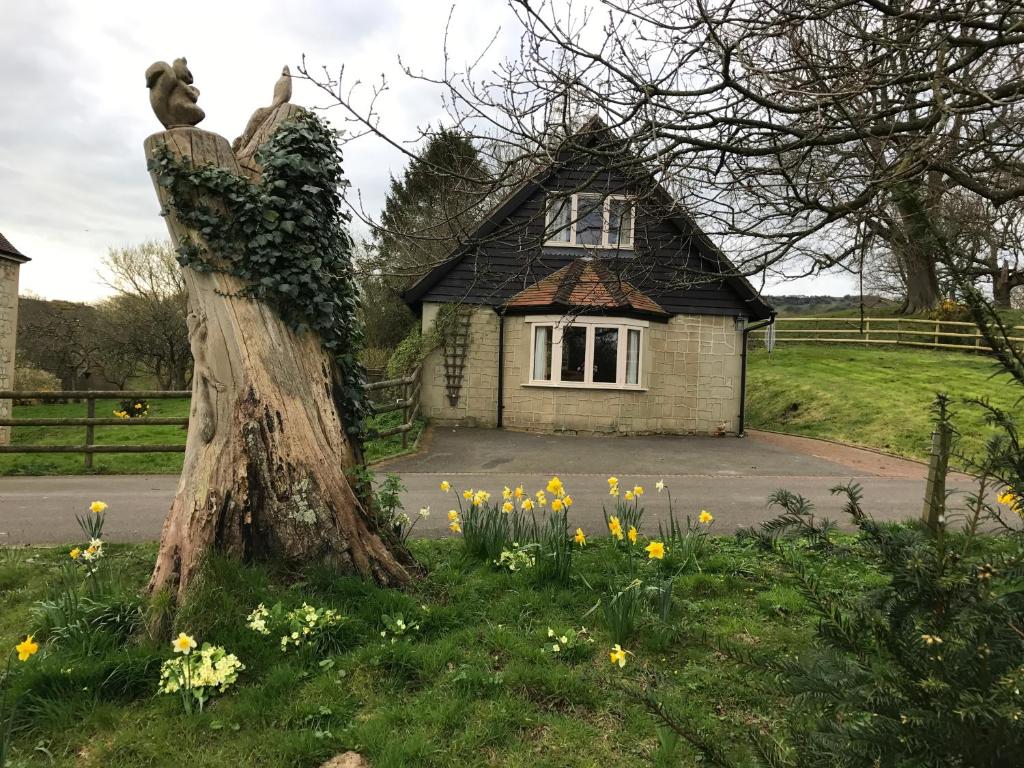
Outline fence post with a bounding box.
[921,394,952,532]
[401,376,409,450]
[84,396,95,470]
[934,320,940,349]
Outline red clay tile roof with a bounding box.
[0,231,29,263]
[505,258,668,318]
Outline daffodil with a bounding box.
[463,489,474,501]
[514,486,524,499]
[69,547,81,560]
[16,634,39,662]
[698,510,713,524]
[89,500,108,514]
[633,485,644,496]
[503,486,512,500]
[522,498,535,512]
[997,491,1022,513]
[449,521,462,534]
[624,490,634,502]
[448,510,460,522]
[551,498,565,513]
[502,501,514,513]
[440,480,451,493]
[418,506,431,519]
[536,491,547,507]
[608,516,624,540]
[547,476,564,497]
[627,526,638,544]
[575,528,586,545]
[173,632,197,655]
[563,495,573,508]
[656,479,665,492]
[609,644,631,668]
[607,476,618,487]
[645,541,665,560]
[609,484,619,497]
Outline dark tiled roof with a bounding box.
[505,257,669,318]
[0,231,29,263]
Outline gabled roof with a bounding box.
[505,257,669,319]
[403,116,773,321]
[0,231,29,264]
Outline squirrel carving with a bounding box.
[145,57,205,128]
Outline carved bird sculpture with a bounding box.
[232,66,294,152]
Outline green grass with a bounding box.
[0,399,424,476]
[0,537,887,768]
[746,343,1022,460]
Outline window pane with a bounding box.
[533,326,552,381]
[576,193,604,245]
[608,199,633,246]
[626,328,640,384]
[560,326,587,382]
[546,196,571,242]
[592,327,619,383]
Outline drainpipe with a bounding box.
[738,315,775,437]
[496,309,506,428]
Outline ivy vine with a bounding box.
[147,112,369,440]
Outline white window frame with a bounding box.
[544,193,635,249]
[526,315,647,390]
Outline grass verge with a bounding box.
[0,536,886,768]
[746,344,1021,461]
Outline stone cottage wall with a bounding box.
[419,303,500,427]
[0,261,21,445]
[419,302,744,435]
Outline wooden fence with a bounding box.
[750,316,1024,353]
[0,367,423,469]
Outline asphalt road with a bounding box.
[0,429,969,546]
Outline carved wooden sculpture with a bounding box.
[143,60,416,599]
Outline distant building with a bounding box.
[0,231,29,445]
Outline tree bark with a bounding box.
[891,185,942,314]
[143,118,417,601]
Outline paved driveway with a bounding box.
[0,428,969,546]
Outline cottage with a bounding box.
[404,118,774,436]
[0,231,29,445]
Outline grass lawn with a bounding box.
[0,399,424,476]
[0,536,886,768]
[746,344,1022,461]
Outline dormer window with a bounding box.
[545,193,635,249]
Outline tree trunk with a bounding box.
[993,261,1013,309]
[901,248,941,314]
[891,185,942,314]
[143,119,417,601]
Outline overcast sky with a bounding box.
[1,0,854,302]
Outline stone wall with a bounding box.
[0,261,21,445]
[419,302,744,435]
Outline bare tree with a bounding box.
[101,241,192,389]
[303,0,1024,311]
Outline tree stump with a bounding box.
[142,65,417,600]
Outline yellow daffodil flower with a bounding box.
[16,634,39,662]
[546,476,564,497]
[172,632,197,655]
[609,644,630,668]
[574,528,586,546]
[609,484,619,497]
[698,510,713,524]
[503,486,512,500]
[449,521,462,534]
[624,490,634,502]
[633,485,644,496]
[89,501,108,514]
[440,480,451,493]
[997,491,1021,513]
[447,510,460,522]
[627,526,638,544]
[522,499,534,512]
[463,489,474,500]
[502,501,514,513]
[69,547,81,560]
[514,486,524,499]
[563,495,573,508]
[551,498,565,513]
[645,541,665,560]
[608,516,624,540]
[607,476,618,487]
[536,491,547,507]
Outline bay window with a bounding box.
[545,193,635,249]
[526,316,647,389]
